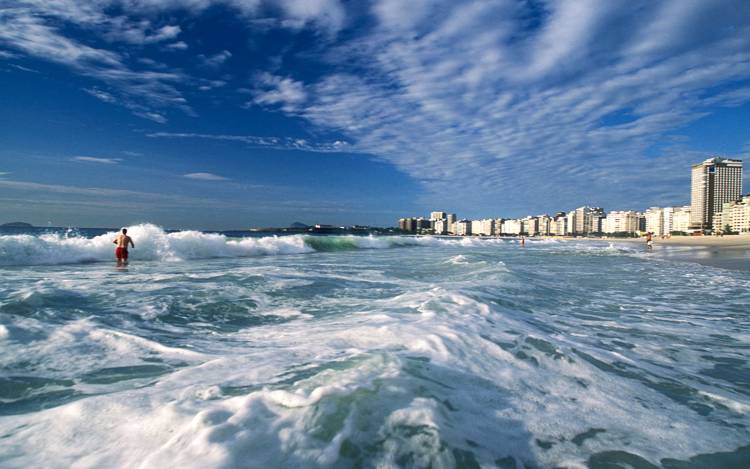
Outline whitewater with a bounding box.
[1,224,749,468]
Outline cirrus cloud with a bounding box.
[183,172,230,181]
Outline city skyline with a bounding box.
[400,157,745,236]
[2,2,750,229]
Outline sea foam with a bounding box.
[0,224,516,266]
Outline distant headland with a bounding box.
[0,222,34,228]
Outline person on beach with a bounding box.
[645,232,653,250]
[520,236,526,247]
[113,228,134,265]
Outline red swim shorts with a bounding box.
[115,247,129,260]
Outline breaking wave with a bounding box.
[0,224,513,266]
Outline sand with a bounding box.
[596,235,750,248]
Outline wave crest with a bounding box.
[0,224,496,266]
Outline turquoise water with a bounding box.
[0,225,749,468]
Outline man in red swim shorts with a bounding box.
[113,228,135,265]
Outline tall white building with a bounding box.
[550,213,567,236]
[470,219,495,236]
[502,219,522,235]
[713,195,750,234]
[602,211,640,234]
[690,157,743,230]
[523,217,539,236]
[537,215,552,236]
[433,219,448,235]
[645,207,665,236]
[455,219,472,236]
[670,206,691,233]
[447,213,457,234]
[565,211,576,235]
[571,207,605,235]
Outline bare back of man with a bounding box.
[113,228,135,264]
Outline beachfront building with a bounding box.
[565,211,576,235]
[550,213,567,236]
[399,218,416,233]
[523,216,539,236]
[455,219,472,236]
[471,219,495,236]
[502,219,522,235]
[447,213,457,234]
[643,207,671,236]
[537,215,552,236]
[572,206,605,235]
[713,195,750,234]
[602,210,640,234]
[645,207,665,236]
[690,157,743,230]
[430,211,447,221]
[668,206,692,233]
[494,218,505,235]
[433,219,449,235]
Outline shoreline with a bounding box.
[554,235,750,271]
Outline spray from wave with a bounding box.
[0,224,515,266]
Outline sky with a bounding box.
[1,0,750,230]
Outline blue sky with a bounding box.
[1,0,749,229]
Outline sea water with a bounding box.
[0,224,748,468]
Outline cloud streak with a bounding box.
[183,172,230,181]
[147,132,351,153]
[247,0,750,213]
[72,156,122,164]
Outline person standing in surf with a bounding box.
[113,228,135,265]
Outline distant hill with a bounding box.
[289,222,309,228]
[1,222,33,227]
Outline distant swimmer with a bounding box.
[520,236,526,247]
[645,232,653,251]
[113,228,135,265]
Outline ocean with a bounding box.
[0,224,748,468]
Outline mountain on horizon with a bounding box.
[289,222,308,228]
[1,222,34,228]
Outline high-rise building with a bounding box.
[430,211,447,221]
[399,218,416,232]
[471,219,495,236]
[669,206,691,233]
[645,207,664,236]
[713,195,750,234]
[602,211,640,234]
[572,206,605,235]
[523,216,539,236]
[690,157,743,230]
[565,211,576,235]
[447,213,457,234]
[433,219,448,235]
[455,219,472,236]
[537,215,552,236]
[502,219,522,235]
[415,217,432,233]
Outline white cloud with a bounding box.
[0,5,188,123]
[199,50,232,68]
[72,156,122,164]
[133,111,167,124]
[147,132,350,153]
[252,72,306,111]
[248,0,750,213]
[183,172,230,181]
[103,20,181,45]
[83,88,117,103]
[165,41,188,50]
